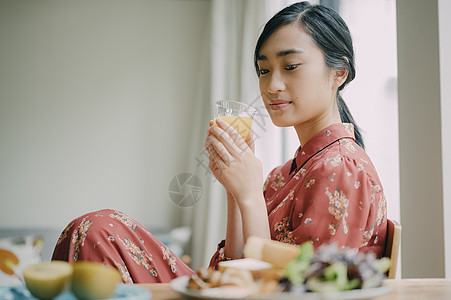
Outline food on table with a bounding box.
[218,257,282,282]
[283,241,315,286]
[186,238,391,297]
[0,249,20,276]
[243,236,301,269]
[71,261,122,300]
[22,261,73,299]
[294,243,391,292]
[188,267,253,289]
[187,266,280,295]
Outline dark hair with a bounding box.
[254,1,365,149]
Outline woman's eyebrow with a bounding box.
[257,49,304,61]
[277,49,304,56]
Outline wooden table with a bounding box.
[138,279,451,300]
[138,283,177,300]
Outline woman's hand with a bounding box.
[205,118,263,206]
[204,120,256,190]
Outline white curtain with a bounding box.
[182,0,305,269]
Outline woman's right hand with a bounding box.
[204,120,255,189]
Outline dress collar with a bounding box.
[290,123,355,174]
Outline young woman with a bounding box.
[52,1,387,283]
[206,1,386,266]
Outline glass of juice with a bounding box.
[214,100,257,140]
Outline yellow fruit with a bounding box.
[23,261,73,299]
[71,261,122,300]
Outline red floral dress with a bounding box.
[210,123,387,267]
[52,209,195,283]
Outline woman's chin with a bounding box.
[268,115,291,128]
[272,120,293,128]
[267,111,293,127]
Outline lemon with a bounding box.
[71,261,122,300]
[23,261,73,299]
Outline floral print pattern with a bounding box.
[342,123,354,136]
[71,217,92,261]
[56,223,73,246]
[118,236,158,277]
[376,195,387,226]
[329,223,337,236]
[361,226,374,247]
[159,244,178,273]
[326,154,343,167]
[274,217,296,244]
[293,167,307,180]
[326,188,349,234]
[269,189,295,216]
[270,173,286,191]
[371,182,381,194]
[340,138,357,152]
[304,178,315,188]
[115,262,133,284]
[109,210,139,232]
[354,181,361,189]
[357,162,365,172]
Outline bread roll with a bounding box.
[243,236,300,269]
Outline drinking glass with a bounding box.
[214,100,257,140]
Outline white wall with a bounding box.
[397,0,447,278]
[439,0,451,278]
[0,0,211,232]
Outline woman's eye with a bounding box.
[285,64,300,71]
[259,69,270,75]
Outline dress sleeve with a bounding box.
[208,240,240,269]
[289,155,384,252]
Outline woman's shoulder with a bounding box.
[264,137,383,192]
[307,138,382,184]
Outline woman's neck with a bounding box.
[294,109,342,147]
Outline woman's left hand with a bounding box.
[206,118,263,206]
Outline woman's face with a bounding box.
[257,23,340,130]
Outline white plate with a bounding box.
[170,276,391,300]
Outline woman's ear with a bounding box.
[334,68,348,88]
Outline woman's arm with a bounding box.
[224,191,244,258]
[206,124,245,257]
[225,190,271,258]
[206,118,270,257]
[237,192,270,249]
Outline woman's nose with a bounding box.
[266,72,285,93]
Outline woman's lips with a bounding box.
[269,101,292,110]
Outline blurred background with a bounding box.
[0,0,449,280]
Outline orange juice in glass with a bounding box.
[214,100,257,140]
